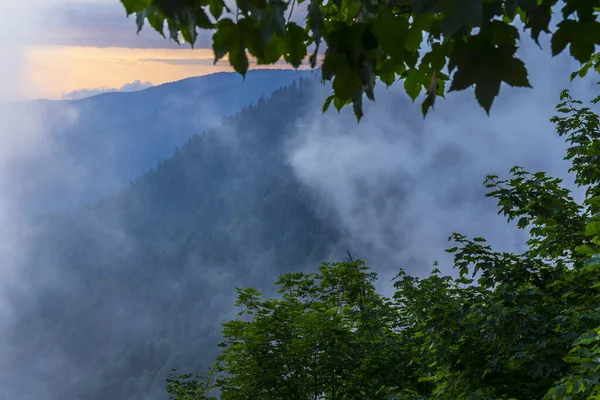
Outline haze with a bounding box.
[0,1,597,399]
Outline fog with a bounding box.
[0,1,598,399]
[287,36,597,289]
[0,1,72,397]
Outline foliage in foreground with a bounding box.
[121,0,600,118]
[166,83,600,399]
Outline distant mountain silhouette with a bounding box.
[1,69,316,215]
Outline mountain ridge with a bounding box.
[2,77,348,400]
[3,68,317,216]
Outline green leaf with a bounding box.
[283,22,307,68]
[240,18,266,59]
[194,8,215,30]
[413,0,484,37]
[524,5,552,44]
[372,13,409,61]
[500,56,531,88]
[333,95,351,112]
[586,221,600,236]
[179,20,197,45]
[359,59,376,101]
[323,94,335,113]
[352,86,364,121]
[213,19,237,63]
[551,20,572,56]
[552,20,600,63]
[121,0,151,14]
[135,11,146,33]
[585,254,600,270]
[213,19,248,75]
[377,57,397,87]
[575,244,596,255]
[332,67,360,100]
[263,34,285,63]
[421,42,449,72]
[504,0,518,19]
[574,330,600,345]
[167,20,181,44]
[210,0,224,19]
[570,40,596,65]
[146,8,166,36]
[307,0,323,68]
[404,68,422,102]
[421,96,434,117]
[449,28,530,113]
[260,0,287,39]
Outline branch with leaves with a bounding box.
[121,0,599,119]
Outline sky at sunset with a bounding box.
[21,0,307,100]
[26,46,302,100]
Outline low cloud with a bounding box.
[139,57,216,66]
[286,33,596,291]
[61,79,154,100]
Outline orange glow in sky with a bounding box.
[25,45,309,99]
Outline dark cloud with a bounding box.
[42,1,211,48]
[41,0,308,49]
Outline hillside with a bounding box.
[2,77,349,400]
[0,68,574,400]
[2,69,315,215]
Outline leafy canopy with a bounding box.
[165,76,600,398]
[120,0,599,119]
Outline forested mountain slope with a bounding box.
[3,78,347,400]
